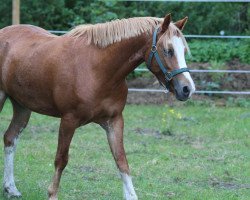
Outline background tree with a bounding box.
[0,0,249,35]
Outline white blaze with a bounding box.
[172,36,196,96]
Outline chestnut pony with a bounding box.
[0,14,195,199]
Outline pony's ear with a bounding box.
[175,17,188,31]
[161,13,172,33]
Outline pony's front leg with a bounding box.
[48,115,78,200]
[101,115,138,200]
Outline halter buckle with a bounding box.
[151,45,157,53]
[165,72,172,81]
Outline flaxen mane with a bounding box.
[67,17,189,52]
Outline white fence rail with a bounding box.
[135,69,250,73]
[131,69,250,95]
[128,88,250,95]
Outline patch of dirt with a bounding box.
[133,127,162,139]
[190,60,250,91]
[209,177,250,190]
[133,127,204,149]
[126,60,250,104]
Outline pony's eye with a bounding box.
[163,49,174,57]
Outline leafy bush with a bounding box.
[226,97,250,108]
[187,39,250,64]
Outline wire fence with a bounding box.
[130,69,250,95]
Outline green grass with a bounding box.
[0,100,250,200]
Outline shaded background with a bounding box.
[0,0,249,35]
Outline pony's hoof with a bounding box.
[3,186,22,198]
[124,193,138,200]
[48,196,58,200]
[48,185,58,200]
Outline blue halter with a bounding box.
[147,27,190,89]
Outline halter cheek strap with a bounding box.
[147,27,190,89]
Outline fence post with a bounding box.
[12,0,20,25]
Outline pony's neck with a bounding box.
[103,32,151,81]
[67,17,162,81]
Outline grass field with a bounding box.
[0,100,250,200]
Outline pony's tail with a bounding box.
[0,29,8,112]
[0,32,8,112]
[0,91,7,112]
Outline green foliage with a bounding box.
[0,0,249,36]
[187,39,250,63]
[226,97,250,108]
[0,1,248,65]
[208,61,226,81]
[0,0,11,28]
[20,0,75,30]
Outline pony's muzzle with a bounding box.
[173,78,193,101]
[174,87,189,101]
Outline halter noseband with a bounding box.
[147,27,190,89]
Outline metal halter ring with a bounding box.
[151,45,157,53]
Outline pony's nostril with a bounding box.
[183,86,190,95]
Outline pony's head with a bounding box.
[146,14,195,101]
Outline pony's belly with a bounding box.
[4,78,60,117]
[11,91,60,117]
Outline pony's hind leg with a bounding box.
[3,99,31,198]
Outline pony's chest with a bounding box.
[75,83,128,123]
